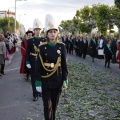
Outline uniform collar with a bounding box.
[34,36,41,39]
[47,41,56,47]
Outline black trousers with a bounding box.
[79,49,82,57]
[1,60,5,74]
[105,55,111,67]
[42,87,62,120]
[69,48,73,55]
[112,52,117,63]
[30,68,38,98]
[82,49,87,59]
[66,46,69,54]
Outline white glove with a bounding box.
[26,64,31,68]
[36,87,42,93]
[62,83,67,91]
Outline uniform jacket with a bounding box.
[104,44,113,59]
[82,40,88,50]
[26,36,45,68]
[35,42,68,89]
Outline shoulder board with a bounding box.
[57,42,65,45]
[39,42,47,47]
[27,37,33,40]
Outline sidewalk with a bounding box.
[5,46,19,67]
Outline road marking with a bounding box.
[0,104,18,109]
[5,68,20,72]
[0,102,39,109]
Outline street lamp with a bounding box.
[14,0,27,34]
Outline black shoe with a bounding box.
[33,97,38,101]
[107,66,111,68]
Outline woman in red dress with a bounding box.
[20,29,33,79]
[117,40,120,69]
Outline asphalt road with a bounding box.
[0,50,44,120]
[0,49,119,120]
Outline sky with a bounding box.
[0,0,114,31]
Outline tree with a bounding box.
[60,20,72,32]
[80,5,91,21]
[79,22,92,33]
[0,17,19,34]
[91,4,112,35]
[111,6,120,37]
[115,0,120,9]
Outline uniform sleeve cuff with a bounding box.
[35,80,42,87]
[26,61,30,65]
[63,80,68,84]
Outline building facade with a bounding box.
[0,10,15,18]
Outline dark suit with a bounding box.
[26,36,45,98]
[82,40,88,59]
[65,37,69,53]
[35,42,68,120]
[89,38,97,61]
[78,39,83,57]
[104,44,113,67]
[69,39,74,55]
[111,39,117,63]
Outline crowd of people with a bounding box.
[19,13,120,119]
[61,34,120,69]
[1,14,120,120]
[0,31,17,76]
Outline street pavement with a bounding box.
[0,49,44,120]
[0,49,120,120]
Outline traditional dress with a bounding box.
[20,39,27,74]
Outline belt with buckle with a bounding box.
[44,63,61,68]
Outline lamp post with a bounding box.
[14,0,27,34]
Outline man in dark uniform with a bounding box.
[82,36,88,59]
[69,35,74,55]
[89,34,98,62]
[78,36,83,57]
[74,36,79,56]
[26,19,45,101]
[111,37,117,63]
[65,35,69,54]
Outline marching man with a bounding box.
[26,19,45,101]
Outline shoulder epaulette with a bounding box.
[39,42,47,47]
[57,42,65,45]
[28,37,33,40]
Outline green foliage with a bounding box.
[60,20,72,31]
[0,17,19,33]
[60,3,120,36]
[115,0,120,9]
[80,6,91,21]
[91,4,112,35]
[79,23,92,33]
